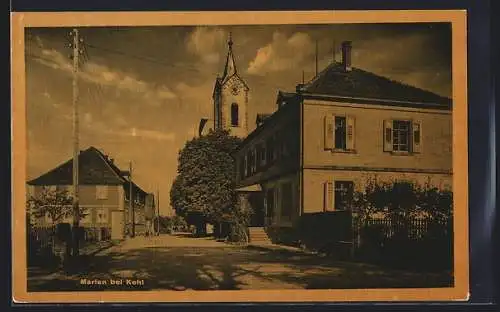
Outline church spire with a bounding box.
[223,31,237,79]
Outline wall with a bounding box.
[302,169,453,214]
[220,75,249,139]
[29,184,122,227]
[234,102,300,188]
[261,172,300,227]
[302,100,453,172]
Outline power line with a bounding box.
[25,36,301,92]
[86,43,201,73]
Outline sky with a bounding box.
[25,22,452,216]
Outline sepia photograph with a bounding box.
[11,11,468,303]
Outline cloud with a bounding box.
[186,27,226,64]
[32,45,178,106]
[79,113,176,142]
[247,32,315,75]
[129,127,176,141]
[348,34,452,97]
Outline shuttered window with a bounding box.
[384,120,422,153]
[325,115,356,151]
[334,181,354,211]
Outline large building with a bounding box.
[26,146,153,240]
[231,41,452,236]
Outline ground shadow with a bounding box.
[27,245,453,292]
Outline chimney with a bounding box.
[341,41,352,72]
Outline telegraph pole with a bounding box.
[156,187,160,236]
[332,40,336,63]
[129,161,134,237]
[315,39,318,76]
[71,28,81,257]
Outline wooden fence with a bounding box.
[353,216,451,241]
[28,224,111,265]
[351,215,453,270]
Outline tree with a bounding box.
[27,186,88,260]
[170,128,242,236]
[27,186,87,224]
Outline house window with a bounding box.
[251,148,257,174]
[243,155,248,177]
[393,120,411,152]
[96,185,109,200]
[246,150,252,176]
[334,181,354,211]
[96,208,108,223]
[335,116,347,150]
[325,115,355,151]
[231,103,239,126]
[256,144,266,169]
[281,183,293,218]
[266,137,274,165]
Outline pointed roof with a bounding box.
[27,146,127,186]
[215,33,249,91]
[222,32,237,80]
[301,62,451,107]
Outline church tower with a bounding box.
[212,32,250,139]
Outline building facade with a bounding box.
[233,41,452,232]
[27,146,151,240]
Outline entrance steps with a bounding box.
[248,227,273,245]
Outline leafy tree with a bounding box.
[27,186,87,224]
[170,129,242,236]
[27,186,89,260]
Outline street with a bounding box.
[28,234,453,291]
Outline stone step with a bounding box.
[248,227,272,244]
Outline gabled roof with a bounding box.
[301,62,451,107]
[27,146,127,186]
[123,180,148,202]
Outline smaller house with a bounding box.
[26,146,151,240]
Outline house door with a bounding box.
[111,211,124,240]
[248,192,265,227]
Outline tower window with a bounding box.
[231,103,239,126]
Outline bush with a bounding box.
[227,222,249,244]
[353,178,453,271]
[295,211,353,256]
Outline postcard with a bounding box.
[11,10,469,303]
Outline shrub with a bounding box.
[353,177,453,271]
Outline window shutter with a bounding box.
[328,181,334,211]
[383,120,393,152]
[412,121,422,153]
[324,115,334,150]
[346,116,355,150]
[323,181,334,212]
